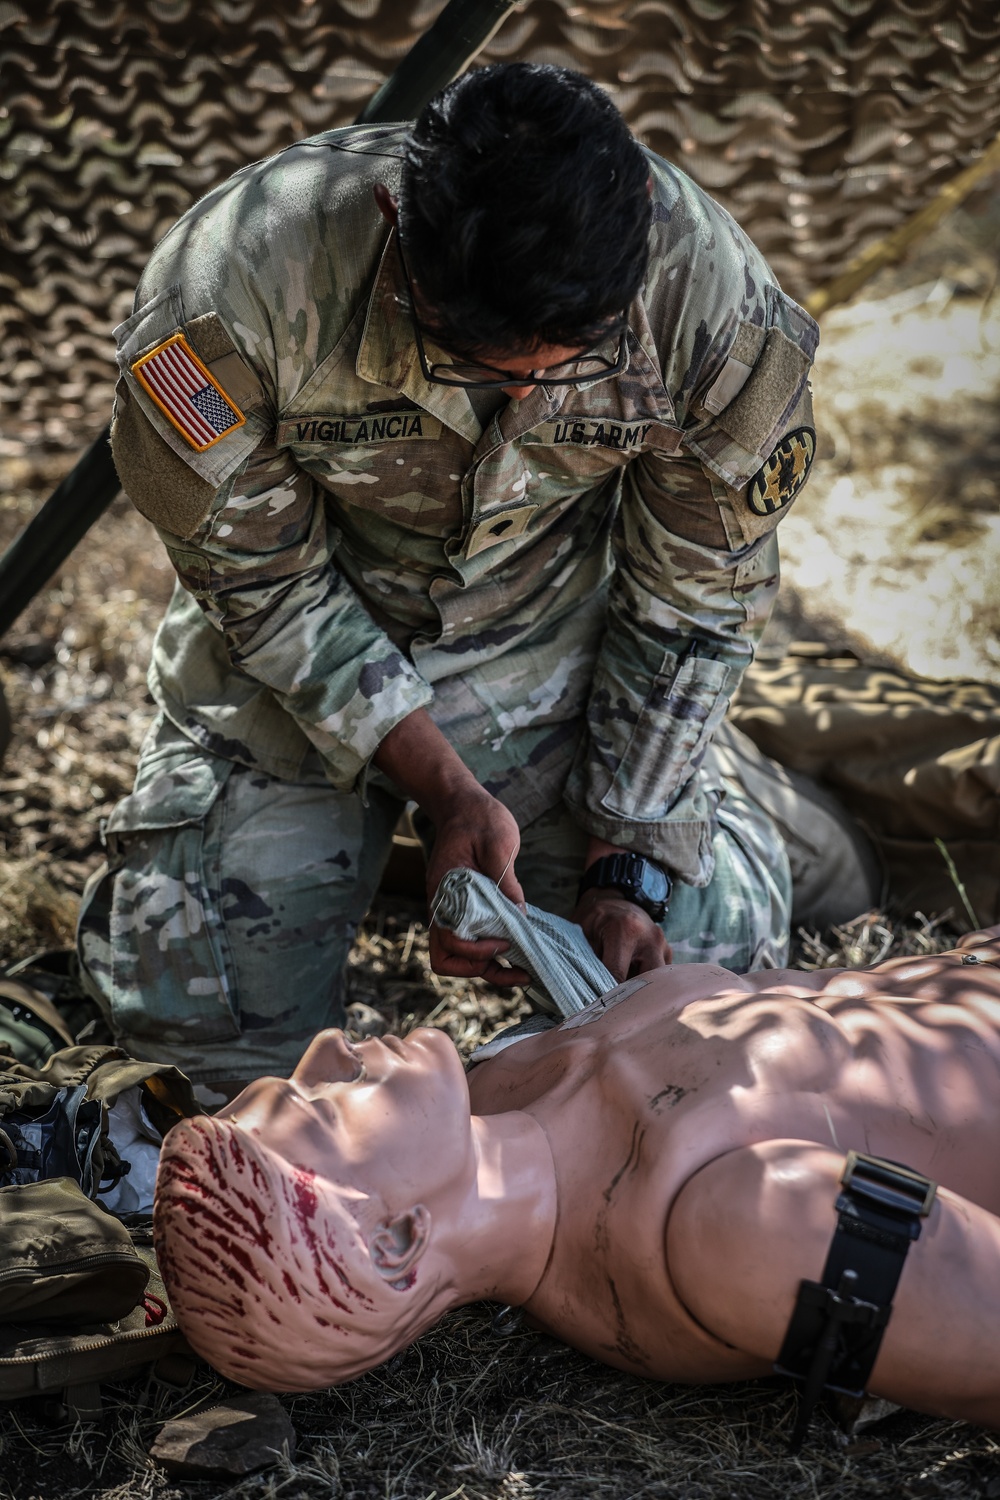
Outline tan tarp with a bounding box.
[734,647,1000,928]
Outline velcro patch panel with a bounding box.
[131,333,245,451]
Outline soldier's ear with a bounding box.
[370,1205,431,1287]
[373,183,399,227]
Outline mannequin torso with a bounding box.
[469,944,1000,1380]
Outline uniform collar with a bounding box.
[357,231,482,444]
[357,233,671,443]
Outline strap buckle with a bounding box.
[775,1152,937,1451]
[841,1151,936,1219]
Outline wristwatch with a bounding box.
[577,853,671,923]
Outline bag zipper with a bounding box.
[0,1249,145,1286]
[0,1313,179,1367]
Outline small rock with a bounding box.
[346,1001,387,1038]
[853,1395,901,1432]
[149,1392,295,1478]
[831,1391,901,1438]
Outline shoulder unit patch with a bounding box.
[747,425,815,517]
[131,333,246,451]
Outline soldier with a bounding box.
[78,63,876,1094]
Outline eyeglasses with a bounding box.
[395,234,628,389]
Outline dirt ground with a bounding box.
[1,190,999,1498]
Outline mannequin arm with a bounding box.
[666,1140,1000,1429]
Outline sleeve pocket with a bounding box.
[599,653,737,821]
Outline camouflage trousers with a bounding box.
[77,714,795,1089]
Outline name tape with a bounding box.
[277,412,442,445]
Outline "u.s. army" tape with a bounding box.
[526,418,681,453]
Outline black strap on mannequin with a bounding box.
[774,1151,937,1451]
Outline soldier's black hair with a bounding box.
[399,63,651,358]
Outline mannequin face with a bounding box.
[221,1026,477,1212]
[156,1003,568,1392]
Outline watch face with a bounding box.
[578,854,670,916]
[640,864,671,905]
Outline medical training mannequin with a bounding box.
[154,927,1000,1428]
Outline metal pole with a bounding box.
[0,426,118,639]
[358,0,517,125]
[0,0,520,641]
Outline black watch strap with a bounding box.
[577,852,671,922]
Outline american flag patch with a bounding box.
[131,333,246,451]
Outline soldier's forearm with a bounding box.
[376,708,527,947]
[373,707,485,826]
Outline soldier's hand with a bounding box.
[426,787,531,986]
[573,889,672,983]
[372,707,530,984]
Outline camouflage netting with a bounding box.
[1,0,998,452]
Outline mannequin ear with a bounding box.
[370,1205,431,1288]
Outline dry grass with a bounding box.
[0,856,78,958]
[790,909,959,973]
[5,1289,1000,1500]
[346,904,529,1053]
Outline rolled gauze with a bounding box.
[430,866,615,1016]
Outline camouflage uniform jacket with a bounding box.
[110,124,819,886]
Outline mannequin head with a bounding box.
[154,1028,479,1390]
